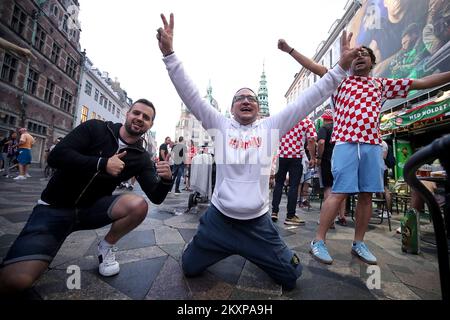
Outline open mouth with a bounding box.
[240,107,252,112]
[355,60,366,68]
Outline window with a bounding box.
[62,15,68,33]
[1,54,18,83]
[26,68,39,95]
[84,80,92,96]
[94,89,99,101]
[108,101,112,112]
[50,42,61,64]
[0,114,17,126]
[44,79,55,103]
[34,25,46,52]
[65,56,77,79]
[112,104,115,114]
[60,90,73,113]
[53,5,59,17]
[27,121,47,135]
[91,111,96,119]
[103,97,108,108]
[11,5,27,36]
[116,109,120,118]
[81,106,88,123]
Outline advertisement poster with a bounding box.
[395,139,413,180]
[346,0,450,83]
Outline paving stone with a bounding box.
[236,260,282,296]
[146,256,190,300]
[159,243,185,261]
[178,228,197,243]
[100,256,167,300]
[0,212,31,223]
[34,268,130,300]
[154,225,185,245]
[207,255,246,285]
[186,272,234,300]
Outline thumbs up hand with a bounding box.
[106,151,127,176]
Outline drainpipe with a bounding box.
[72,49,86,128]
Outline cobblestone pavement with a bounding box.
[0,167,444,300]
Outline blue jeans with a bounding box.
[272,157,303,217]
[172,163,185,191]
[182,205,302,289]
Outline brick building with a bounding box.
[0,0,82,164]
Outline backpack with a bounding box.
[385,144,396,169]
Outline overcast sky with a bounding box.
[77,0,349,145]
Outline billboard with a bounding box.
[347,0,450,81]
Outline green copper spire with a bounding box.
[257,62,270,118]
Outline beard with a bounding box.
[125,120,145,137]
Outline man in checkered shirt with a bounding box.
[271,118,317,226]
[279,39,450,265]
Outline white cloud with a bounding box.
[78,0,348,145]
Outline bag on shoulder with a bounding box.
[385,145,396,169]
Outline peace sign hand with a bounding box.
[157,13,174,56]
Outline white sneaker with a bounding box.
[98,244,120,276]
[13,175,26,180]
[25,173,32,178]
[377,211,391,218]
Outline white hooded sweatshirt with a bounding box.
[164,53,346,220]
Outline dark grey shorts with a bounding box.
[1,195,122,266]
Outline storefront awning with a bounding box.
[381,94,450,132]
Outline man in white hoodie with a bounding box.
[156,13,360,289]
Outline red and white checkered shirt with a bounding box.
[278,118,317,158]
[331,76,412,145]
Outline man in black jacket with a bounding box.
[0,99,173,293]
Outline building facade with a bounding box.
[74,56,130,127]
[175,83,219,149]
[0,0,82,164]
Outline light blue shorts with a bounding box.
[331,143,384,194]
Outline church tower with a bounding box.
[257,63,270,118]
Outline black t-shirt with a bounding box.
[317,123,334,162]
[159,143,168,161]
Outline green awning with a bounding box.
[381,97,450,131]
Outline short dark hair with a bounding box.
[402,23,420,38]
[131,98,156,120]
[178,136,184,142]
[362,46,376,65]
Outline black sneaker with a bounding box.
[174,190,181,194]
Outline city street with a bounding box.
[0,167,443,300]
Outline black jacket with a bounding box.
[42,119,172,207]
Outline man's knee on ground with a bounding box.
[181,252,202,278]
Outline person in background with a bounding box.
[13,128,35,180]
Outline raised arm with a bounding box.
[410,71,450,90]
[157,13,223,131]
[269,31,360,136]
[278,39,327,77]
